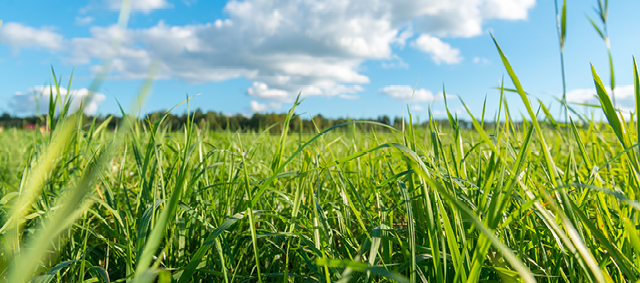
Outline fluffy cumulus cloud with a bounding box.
[9,86,106,116]
[249,100,283,112]
[566,85,634,103]
[3,0,535,108]
[411,34,463,65]
[379,85,436,102]
[411,104,425,111]
[250,100,270,112]
[0,23,64,52]
[409,0,535,38]
[247,82,290,102]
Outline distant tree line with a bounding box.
[0,109,481,133]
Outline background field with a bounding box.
[2,71,640,282]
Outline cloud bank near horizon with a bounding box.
[9,86,106,116]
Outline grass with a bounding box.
[3,1,640,283]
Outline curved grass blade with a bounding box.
[177,211,247,283]
[591,64,626,147]
[33,260,77,283]
[491,32,559,186]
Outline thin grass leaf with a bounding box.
[177,212,247,283]
[591,64,627,147]
[587,16,605,40]
[634,57,639,145]
[315,258,411,283]
[561,0,567,51]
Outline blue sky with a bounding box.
[1,0,639,120]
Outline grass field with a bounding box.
[3,2,640,283]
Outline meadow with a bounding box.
[3,1,640,282]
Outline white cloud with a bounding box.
[380,85,436,102]
[71,0,532,104]
[250,100,270,112]
[249,100,282,112]
[4,0,535,109]
[566,88,596,104]
[410,0,535,38]
[0,23,64,52]
[390,26,414,49]
[247,82,290,102]
[566,85,634,104]
[322,84,364,97]
[269,102,282,110]
[381,54,409,69]
[75,16,94,25]
[9,86,106,116]
[411,104,425,111]
[411,34,463,65]
[473,57,490,64]
[481,0,536,20]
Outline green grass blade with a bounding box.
[591,64,627,147]
[177,212,246,283]
[34,260,78,283]
[587,16,606,40]
[561,0,567,51]
[634,57,639,145]
[491,32,559,186]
